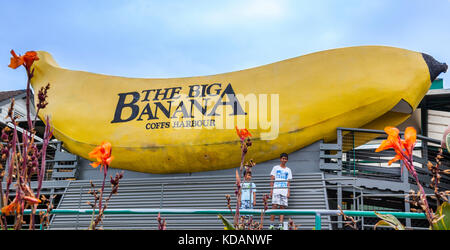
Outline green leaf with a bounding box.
[218,214,235,230]
[432,202,450,230]
[374,212,405,230]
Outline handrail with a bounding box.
[337,127,442,144]
[333,127,449,191]
[2,208,426,230]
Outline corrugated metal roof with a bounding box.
[0,89,25,102]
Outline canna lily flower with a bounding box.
[8,50,24,69]
[403,126,416,157]
[235,126,252,141]
[376,126,417,175]
[88,141,114,170]
[23,196,42,204]
[375,127,402,153]
[375,126,434,226]
[8,50,39,71]
[387,154,403,166]
[21,184,42,205]
[1,197,21,216]
[22,51,39,70]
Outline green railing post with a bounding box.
[315,213,322,230]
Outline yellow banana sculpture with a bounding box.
[30,46,447,174]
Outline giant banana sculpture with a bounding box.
[30,46,447,173]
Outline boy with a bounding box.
[240,168,257,210]
[269,152,292,230]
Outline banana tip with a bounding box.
[422,53,447,81]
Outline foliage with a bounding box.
[87,142,123,230]
[337,205,359,230]
[375,126,450,230]
[157,212,167,230]
[1,49,124,230]
[218,214,235,230]
[431,202,450,230]
[374,212,405,230]
[375,126,434,227]
[0,50,53,230]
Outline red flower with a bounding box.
[22,51,39,70]
[235,126,252,141]
[403,127,416,157]
[8,50,39,71]
[1,197,21,216]
[88,141,114,170]
[375,126,434,226]
[22,184,42,205]
[8,50,24,69]
[23,196,42,205]
[376,126,417,169]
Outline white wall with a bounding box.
[428,109,450,142]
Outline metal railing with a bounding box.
[341,127,450,186]
[3,208,426,230]
[352,192,439,230]
[46,175,432,230]
[49,173,331,230]
[321,127,450,190]
[0,174,434,230]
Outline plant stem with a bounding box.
[25,69,33,131]
[402,156,434,225]
[37,116,52,198]
[98,166,107,212]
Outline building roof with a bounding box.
[0,89,26,103]
[426,88,450,96]
[421,88,450,112]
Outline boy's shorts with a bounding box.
[240,200,254,209]
[272,193,288,207]
[240,200,254,219]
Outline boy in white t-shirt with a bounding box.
[269,153,292,230]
